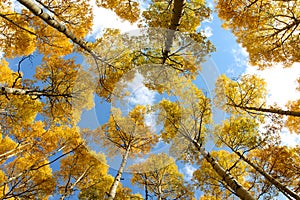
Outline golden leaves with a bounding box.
[97,0,140,23]
[215,74,267,116]
[100,106,158,157]
[193,150,250,199]
[216,0,300,67]
[0,11,36,58]
[214,115,260,150]
[158,99,182,142]
[129,153,194,200]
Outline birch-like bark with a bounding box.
[107,145,131,200]
[228,103,300,117]
[1,87,71,98]
[233,150,300,200]
[157,185,162,200]
[0,143,29,162]
[145,174,149,200]
[17,0,94,55]
[191,140,255,200]
[162,0,185,64]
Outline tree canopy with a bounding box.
[0,0,299,199]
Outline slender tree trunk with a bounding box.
[18,0,118,72]
[233,150,300,200]
[145,175,149,200]
[1,87,71,98]
[162,0,185,63]
[157,185,162,200]
[0,142,29,162]
[229,104,300,117]
[107,145,131,200]
[17,0,97,57]
[191,140,255,200]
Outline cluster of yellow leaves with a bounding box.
[130,153,195,200]
[142,0,210,32]
[0,60,43,125]
[0,59,15,86]
[0,9,36,58]
[100,106,158,156]
[286,99,300,134]
[158,99,182,142]
[5,156,56,199]
[35,56,94,124]
[1,0,94,58]
[249,145,300,192]
[96,0,140,23]
[79,174,143,200]
[214,115,260,150]
[193,150,251,199]
[216,0,300,67]
[215,74,267,115]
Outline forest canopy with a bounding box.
[0,0,299,199]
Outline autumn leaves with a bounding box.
[0,0,299,199]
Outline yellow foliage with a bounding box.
[214,115,260,150]
[193,150,250,199]
[286,99,300,134]
[158,99,182,142]
[216,0,300,67]
[215,74,267,117]
[130,153,195,199]
[0,10,36,58]
[97,0,140,23]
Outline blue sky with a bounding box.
[82,0,300,199]
[4,0,300,199]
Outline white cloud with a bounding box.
[203,15,214,24]
[127,73,156,106]
[245,62,300,108]
[243,58,300,147]
[123,72,157,130]
[203,26,213,38]
[232,44,249,67]
[89,0,138,38]
[280,128,300,147]
[181,164,196,181]
[10,0,23,12]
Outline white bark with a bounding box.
[107,146,131,200]
[191,139,255,200]
[234,150,300,200]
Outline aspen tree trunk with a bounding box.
[145,175,149,200]
[162,0,185,63]
[107,145,131,200]
[0,87,72,98]
[229,104,300,117]
[1,87,44,96]
[157,185,162,200]
[191,140,255,200]
[17,0,94,55]
[233,150,300,200]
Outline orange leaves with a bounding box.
[97,0,140,23]
[286,99,300,134]
[129,153,194,200]
[100,106,158,157]
[158,99,182,142]
[215,74,267,115]
[0,11,36,58]
[216,0,300,67]
[193,150,250,199]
